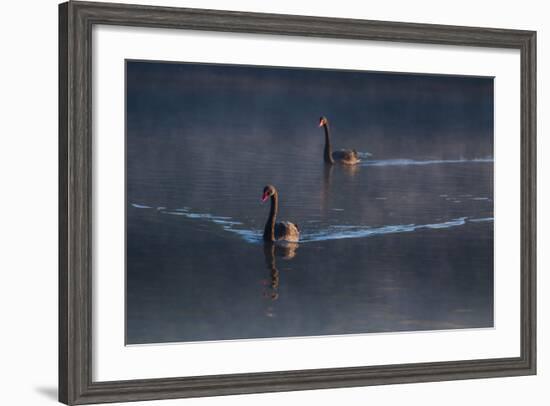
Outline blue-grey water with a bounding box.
[126,61,494,344]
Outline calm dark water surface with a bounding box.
[126,61,493,344]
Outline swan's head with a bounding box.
[261,185,277,202]
[319,116,328,127]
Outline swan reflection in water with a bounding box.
[323,160,360,186]
[261,242,298,318]
[320,163,360,213]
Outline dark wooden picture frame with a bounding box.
[59,1,536,404]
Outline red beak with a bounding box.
[261,193,269,202]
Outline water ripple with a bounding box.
[302,217,468,242]
[131,203,152,209]
[362,158,493,167]
[159,209,243,226]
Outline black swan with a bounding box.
[261,185,300,243]
[319,116,360,165]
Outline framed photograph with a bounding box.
[59,1,536,404]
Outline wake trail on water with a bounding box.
[131,203,493,245]
[359,157,493,167]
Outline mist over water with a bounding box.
[126,61,494,344]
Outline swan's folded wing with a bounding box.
[333,149,361,164]
[275,221,300,242]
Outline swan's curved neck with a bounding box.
[263,193,278,242]
[323,124,334,164]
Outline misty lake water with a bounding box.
[126,129,494,344]
[126,62,493,344]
